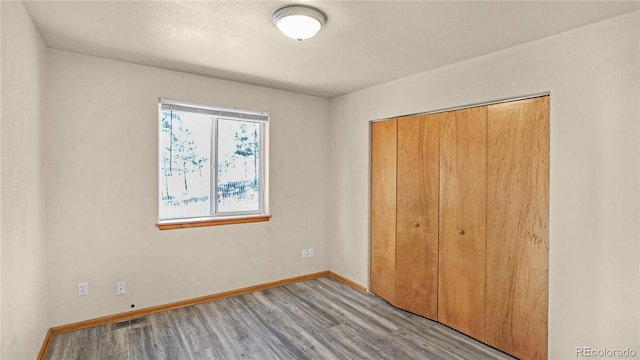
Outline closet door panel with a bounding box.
[370,119,398,304]
[396,114,439,319]
[438,107,487,341]
[486,97,549,360]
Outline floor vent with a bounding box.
[112,317,147,330]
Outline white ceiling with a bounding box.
[23,1,639,98]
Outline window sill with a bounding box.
[157,215,271,230]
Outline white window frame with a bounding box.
[157,98,270,228]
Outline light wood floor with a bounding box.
[46,277,515,360]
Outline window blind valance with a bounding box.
[160,98,269,122]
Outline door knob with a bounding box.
[457,229,465,235]
[413,222,419,227]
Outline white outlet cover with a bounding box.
[117,281,126,295]
[302,249,308,259]
[308,248,314,258]
[77,282,88,297]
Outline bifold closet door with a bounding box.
[370,119,398,304]
[438,107,487,341]
[395,114,439,320]
[486,97,549,360]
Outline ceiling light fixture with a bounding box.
[273,5,327,41]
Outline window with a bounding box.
[158,98,269,229]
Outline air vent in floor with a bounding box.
[111,317,147,330]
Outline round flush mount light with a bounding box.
[273,5,327,41]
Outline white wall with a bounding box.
[329,11,639,360]
[45,49,331,326]
[0,1,48,359]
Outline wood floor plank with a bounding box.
[46,276,515,360]
[203,297,272,358]
[128,323,158,360]
[242,288,339,359]
[96,323,130,360]
[196,301,244,358]
[149,311,191,360]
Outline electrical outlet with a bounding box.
[308,248,314,258]
[302,249,308,259]
[77,282,88,297]
[116,282,126,296]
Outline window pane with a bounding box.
[159,110,211,219]
[217,119,261,213]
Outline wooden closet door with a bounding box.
[396,114,439,319]
[486,97,549,360]
[438,107,487,341]
[370,119,398,304]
